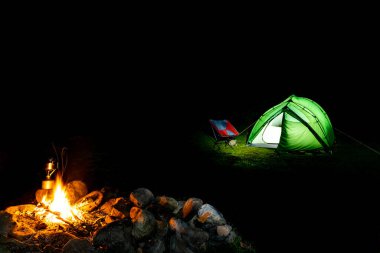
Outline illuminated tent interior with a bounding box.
[247,95,335,152]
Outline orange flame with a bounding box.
[38,174,83,224]
[48,174,73,220]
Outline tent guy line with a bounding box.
[335,128,380,156]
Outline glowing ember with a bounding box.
[37,174,83,224]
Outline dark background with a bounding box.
[1,13,379,252]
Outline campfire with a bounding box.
[0,159,252,252]
[35,174,84,225]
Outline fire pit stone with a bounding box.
[129,188,154,208]
[1,186,248,252]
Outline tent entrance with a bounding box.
[251,112,283,148]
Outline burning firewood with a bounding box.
[74,190,103,213]
[99,197,130,220]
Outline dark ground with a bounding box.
[1,15,380,252]
[1,84,379,253]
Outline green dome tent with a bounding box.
[247,95,335,153]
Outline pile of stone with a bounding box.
[0,186,239,253]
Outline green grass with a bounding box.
[193,133,280,168]
[192,130,380,175]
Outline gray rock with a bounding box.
[63,238,93,253]
[130,188,154,208]
[0,237,40,253]
[2,207,37,241]
[197,204,226,225]
[226,230,238,244]
[93,219,134,253]
[42,244,62,253]
[143,238,165,253]
[217,225,232,237]
[0,211,15,237]
[182,198,203,219]
[65,181,88,205]
[169,217,188,234]
[170,234,194,253]
[35,231,78,250]
[169,218,209,251]
[182,227,209,251]
[208,225,233,246]
[175,201,185,215]
[131,208,156,240]
[156,196,179,212]
[155,220,168,238]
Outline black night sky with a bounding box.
[1,14,380,252]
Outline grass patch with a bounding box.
[192,130,380,175]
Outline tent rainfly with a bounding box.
[247,95,335,153]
